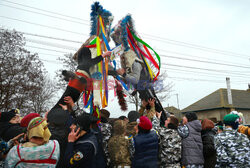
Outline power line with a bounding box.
[1,0,89,23]
[26,45,68,54]
[142,33,250,59]
[10,29,250,69]
[36,52,63,58]
[12,29,249,70]
[26,38,78,51]
[21,31,82,44]
[160,54,250,69]
[2,1,250,59]
[40,58,58,64]
[0,16,88,36]
[0,28,84,44]
[0,3,89,26]
[156,48,250,65]
[163,63,249,77]
[162,67,247,79]
[25,38,250,73]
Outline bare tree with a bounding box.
[55,53,77,90]
[0,29,57,115]
[29,75,58,114]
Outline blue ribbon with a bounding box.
[85,94,93,108]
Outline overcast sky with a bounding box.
[1,0,250,117]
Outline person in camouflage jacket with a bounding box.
[100,109,112,167]
[108,120,131,167]
[152,113,181,168]
[214,114,250,168]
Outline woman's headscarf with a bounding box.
[27,117,51,142]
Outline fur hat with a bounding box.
[128,111,140,123]
[185,112,198,122]
[20,113,40,127]
[138,116,152,130]
[223,114,239,129]
[0,109,18,122]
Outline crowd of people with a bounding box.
[0,96,249,168]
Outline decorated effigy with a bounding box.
[53,2,167,123]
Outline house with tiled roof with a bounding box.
[181,88,250,124]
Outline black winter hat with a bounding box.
[74,113,92,132]
[0,109,18,122]
[128,111,140,123]
[78,47,91,63]
[185,112,198,122]
[47,108,69,126]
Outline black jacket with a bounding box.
[64,132,98,168]
[201,129,216,168]
[0,122,25,142]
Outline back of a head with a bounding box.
[128,111,140,123]
[223,113,240,130]
[113,120,126,136]
[138,116,152,133]
[202,119,215,130]
[185,112,198,122]
[168,116,179,129]
[100,109,110,120]
[75,113,92,132]
[47,108,68,126]
[119,116,127,120]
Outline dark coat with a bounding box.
[0,122,25,142]
[201,129,216,168]
[132,131,159,168]
[64,132,98,168]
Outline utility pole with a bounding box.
[135,92,138,112]
[176,94,180,109]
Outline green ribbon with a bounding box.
[131,32,161,69]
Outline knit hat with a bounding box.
[0,109,18,122]
[27,117,51,142]
[128,111,140,123]
[185,112,198,122]
[138,116,152,130]
[223,114,239,129]
[20,113,40,127]
[74,113,92,132]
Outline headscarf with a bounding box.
[27,117,51,142]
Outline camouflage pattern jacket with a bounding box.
[108,135,131,167]
[152,117,181,168]
[100,122,112,166]
[214,127,250,168]
[139,106,156,121]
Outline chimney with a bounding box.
[226,77,233,105]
